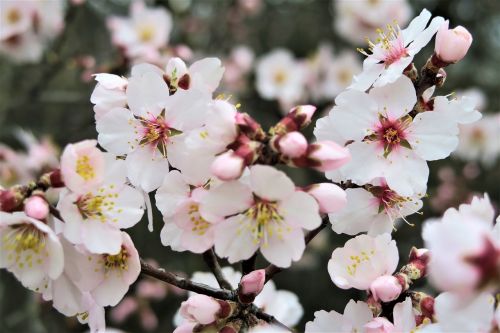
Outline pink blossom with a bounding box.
[369,275,402,303]
[435,21,473,64]
[278,132,308,158]
[179,294,221,325]
[305,183,347,214]
[211,151,245,181]
[24,196,49,220]
[307,141,351,172]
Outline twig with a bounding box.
[265,217,329,282]
[140,259,236,301]
[202,248,233,290]
[254,308,293,332]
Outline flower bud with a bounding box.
[238,269,265,303]
[278,132,308,158]
[179,294,221,325]
[24,196,50,220]
[305,183,347,214]
[0,186,25,212]
[211,151,245,181]
[307,141,351,172]
[364,317,395,333]
[435,21,472,64]
[370,275,402,303]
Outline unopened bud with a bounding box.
[24,196,49,220]
[238,269,265,303]
[435,21,472,64]
[370,275,402,303]
[0,187,25,212]
[410,291,435,319]
[305,183,347,214]
[211,151,245,181]
[235,113,266,141]
[277,132,308,158]
[179,294,221,325]
[307,141,351,172]
[364,317,395,333]
[39,169,65,188]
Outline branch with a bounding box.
[254,307,293,332]
[265,216,329,282]
[202,248,233,290]
[140,259,236,301]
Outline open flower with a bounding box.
[155,170,217,253]
[315,75,460,196]
[423,194,500,295]
[0,211,63,292]
[64,232,140,307]
[328,233,399,290]
[58,154,144,254]
[305,300,373,332]
[199,165,321,267]
[329,178,424,235]
[351,9,444,91]
[107,1,172,62]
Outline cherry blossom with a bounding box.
[199,165,321,267]
[107,1,172,62]
[58,153,144,254]
[423,194,500,295]
[305,300,373,332]
[0,211,63,292]
[155,170,217,253]
[64,232,141,307]
[90,74,128,119]
[315,75,460,196]
[256,49,307,109]
[351,9,444,91]
[328,233,399,290]
[329,178,424,236]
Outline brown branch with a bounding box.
[265,216,329,283]
[254,307,293,332]
[140,259,236,301]
[202,248,233,290]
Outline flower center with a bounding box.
[243,198,287,244]
[358,23,408,66]
[6,9,21,24]
[367,115,412,157]
[76,155,95,181]
[76,189,119,223]
[367,184,420,227]
[138,25,154,42]
[103,247,129,271]
[188,204,210,236]
[346,249,376,276]
[2,224,48,270]
[273,70,287,85]
[138,113,182,157]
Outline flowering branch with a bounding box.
[140,259,236,301]
[202,248,234,290]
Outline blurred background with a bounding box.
[0,0,499,332]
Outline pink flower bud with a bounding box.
[287,105,317,130]
[308,141,351,172]
[24,196,50,220]
[179,294,221,325]
[435,21,473,64]
[211,151,245,181]
[364,317,395,333]
[278,132,308,158]
[0,188,23,212]
[370,275,402,303]
[305,183,347,214]
[238,269,265,303]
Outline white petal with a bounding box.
[199,181,253,222]
[163,89,210,131]
[349,60,385,92]
[127,71,169,118]
[250,165,295,201]
[369,75,416,119]
[96,107,140,155]
[92,276,129,307]
[384,150,429,196]
[214,215,260,263]
[189,57,224,93]
[82,223,123,254]
[280,191,321,230]
[160,218,185,252]
[155,170,190,217]
[126,146,169,192]
[260,228,305,268]
[402,9,432,43]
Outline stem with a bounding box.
[265,217,329,282]
[202,248,233,290]
[254,308,293,332]
[140,259,236,301]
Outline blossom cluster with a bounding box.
[1,2,499,333]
